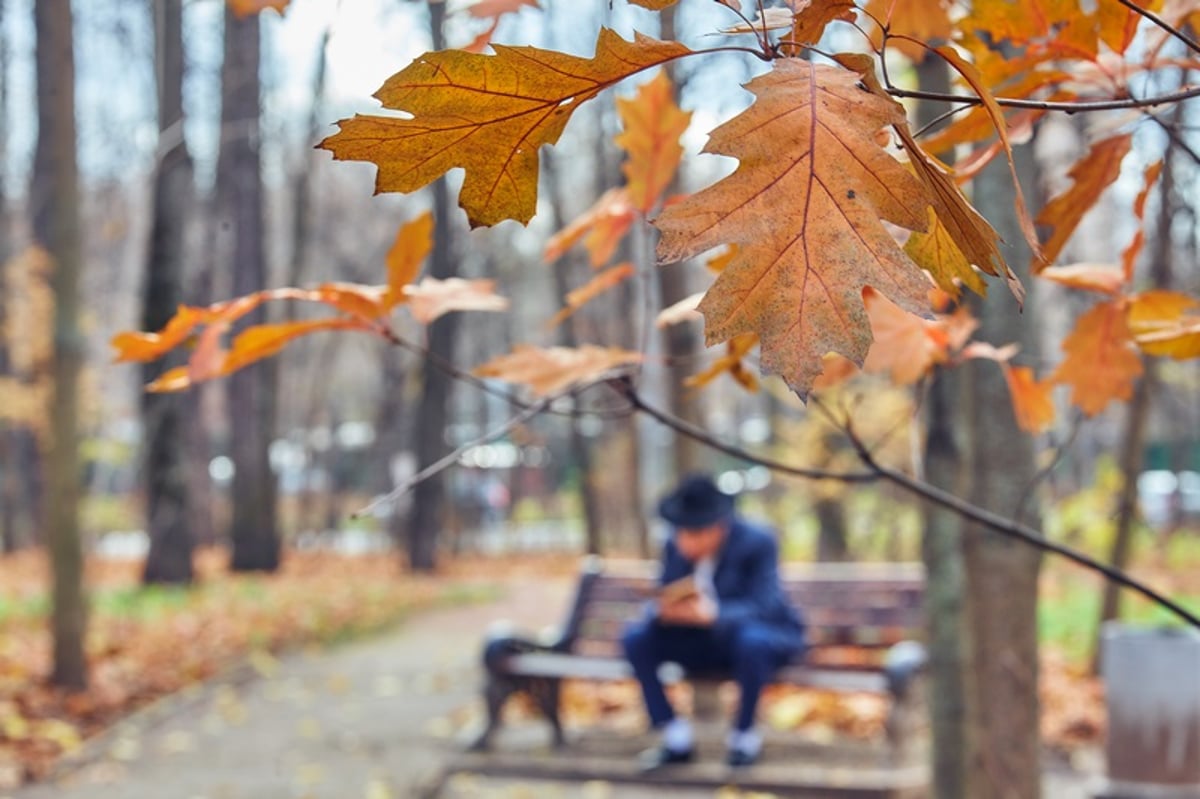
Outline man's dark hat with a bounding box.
[658,473,734,529]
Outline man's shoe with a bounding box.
[727,747,759,768]
[638,745,694,771]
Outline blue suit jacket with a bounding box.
[659,516,805,644]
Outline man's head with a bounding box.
[659,474,734,563]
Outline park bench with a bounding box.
[470,557,928,758]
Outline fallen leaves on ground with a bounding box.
[0,548,477,784]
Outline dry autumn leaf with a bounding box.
[1053,299,1143,416]
[1003,364,1057,434]
[474,344,643,396]
[656,291,705,328]
[615,70,691,213]
[1039,263,1127,295]
[787,0,857,49]
[686,333,760,391]
[655,60,934,396]
[227,0,290,17]
[1127,290,1200,359]
[1036,133,1133,267]
[865,0,953,61]
[544,188,637,267]
[383,212,433,311]
[548,263,636,328]
[1122,160,1163,280]
[403,277,510,325]
[321,29,691,228]
[466,0,538,19]
[861,287,949,385]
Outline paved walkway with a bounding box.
[12,574,1099,799]
[15,576,572,799]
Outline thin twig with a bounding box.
[885,83,1200,113]
[1116,0,1200,56]
[840,420,1200,629]
[615,379,879,483]
[351,398,552,519]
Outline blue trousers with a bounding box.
[621,618,803,732]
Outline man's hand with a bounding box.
[657,594,717,627]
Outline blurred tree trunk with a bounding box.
[915,56,969,799]
[544,151,603,555]
[32,0,87,689]
[814,496,849,561]
[1094,106,1179,666]
[141,0,195,585]
[218,8,280,572]
[961,146,1043,799]
[397,0,457,572]
[657,5,706,478]
[0,0,16,553]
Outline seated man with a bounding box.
[623,474,806,769]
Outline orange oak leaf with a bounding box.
[320,29,691,228]
[628,0,679,8]
[861,287,949,385]
[227,0,289,18]
[656,291,705,328]
[722,9,795,34]
[654,60,934,396]
[402,277,510,325]
[1097,0,1164,54]
[467,0,538,18]
[112,305,212,364]
[548,263,636,328]
[616,70,691,213]
[383,211,433,311]
[1039,263,1127,295]
[1053,299,1143,416]
[787,0,857,51]
[811,352,861,392]
[1127,290,1200,359]
[935,45,1043,265]
[543,188,637,268]
[865,0,953,61]
[474,344,643,396]
[1003,364,1056,434]
[836,52,1015,301]
[1036,133,1133,268]
[1122,160,1163,280]
[686,333,760,391]
[149,319,368,393]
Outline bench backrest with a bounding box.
[566,560,925,662]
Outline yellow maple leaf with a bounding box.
[474,345,644,396]
[616,70,691,213]
[654,60,934,396]
[320,29,691,228]
[1052,299,1143,416]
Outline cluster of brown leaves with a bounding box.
[132,0,1200,430]
[0,549,454,786]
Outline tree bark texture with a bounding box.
[399,0,456,572]
[915,55,969,799]
[218,8,280,572]
[141,0,195,585]
[962,146,1044,799]
[32,0,87,689]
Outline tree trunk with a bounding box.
[397,0,456,573]
[0,0,17,554]
[544,150,604,555]
[218,8,280,572]
[814,496,849,562]
[141,0,195,585]
[656,5,706,478]
[961,146,1043,799]
[915,56,969,799]
[32,0,87,689]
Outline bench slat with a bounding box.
[503,653,890,694]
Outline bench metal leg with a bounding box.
[885,671,928,765]
[469,672,517,752]
[531,677,565,748]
